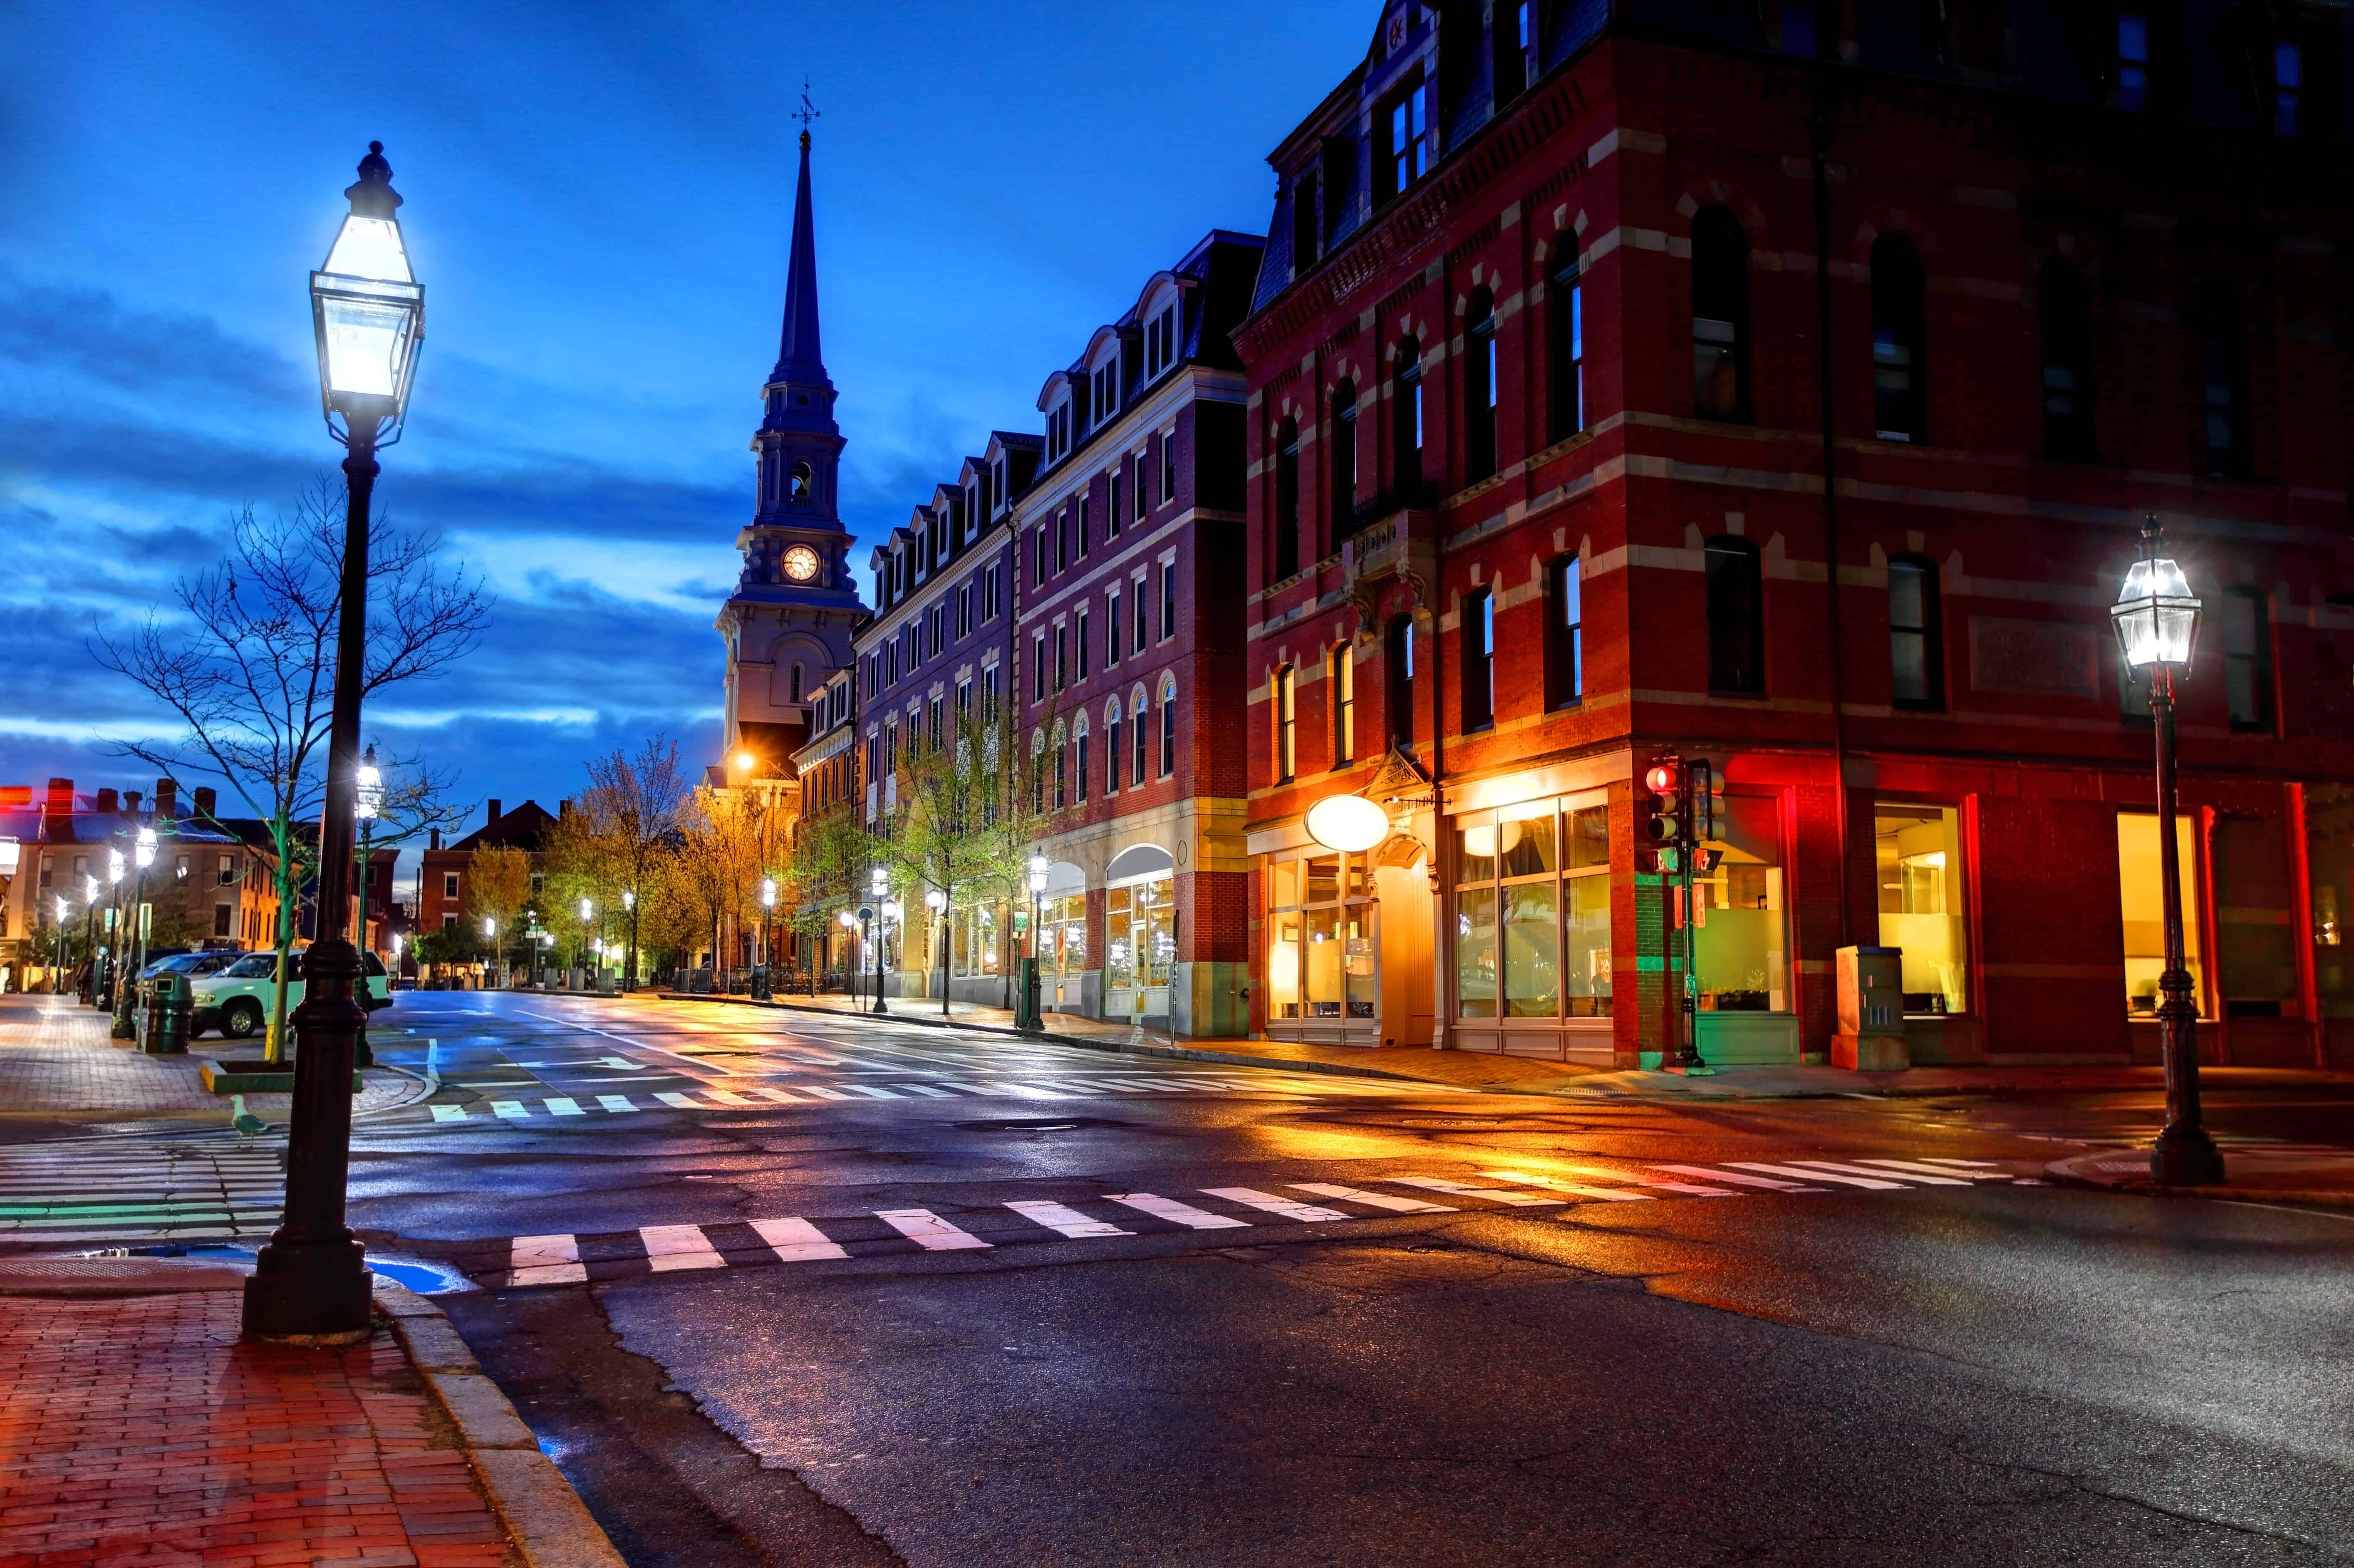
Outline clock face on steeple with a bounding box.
[782,545,821,583]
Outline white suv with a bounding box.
[190,950,393,1040]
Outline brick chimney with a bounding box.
[45,778,73,812]
[95,788,118,813]
[122,790,142,815]
[430,828,442,851]
[560,797,573,819]
[193,787,216,818]
[487,799,502,826]
[153,779,178,820]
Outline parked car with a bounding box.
[189,949,393,1040]
[141,950,246,982]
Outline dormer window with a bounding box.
[1378,73,1433,203]
[1093,359,1119,422]
[1145,301,1180,378]
[994,458,1008,513]
[966,483,979,532]
[1291,173,1321,276]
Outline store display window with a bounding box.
[1875,805,1967,1014]
[1266,850,1377,1020]
[1454,796,1612,1020]
[2116,812,2204,1018]
[1693,793,1787,1012]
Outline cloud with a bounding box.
[0,266,309,408]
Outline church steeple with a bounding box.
[771,129,829,394]
[747,103,848,559]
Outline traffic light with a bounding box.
[1642,757,1684,846]
[1686,758,1715,842]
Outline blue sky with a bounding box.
[0,1,1367,883]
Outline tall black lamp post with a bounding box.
[2111,517,2224,1188]
[868,866,890,1014]
[82,874,102,1005]
[245,141,424,1342]
[623,887,640,991]
[113,826,155,1040]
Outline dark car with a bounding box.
[140,950,246,982]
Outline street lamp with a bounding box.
[247,140,425,1343]
[837,906,857,1003]
[759,877,777,995]
[925,887,950,1020]
[52,893,70,995]
[622,887,640,991]
[355,745,382,957]
[577,896,594,976]
[2112,517,2223,1188]
[868,866,890,1014]
[81,875,100,1005]
[102,848,125,1013]
[114,825,156,1040]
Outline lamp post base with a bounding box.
[241,1238,373,1342]
[2150,1125,2225,1187]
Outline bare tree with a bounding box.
[92,478,490,1058]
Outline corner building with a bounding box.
[1015,231,1263,1035]
[1238,0,2354,1068]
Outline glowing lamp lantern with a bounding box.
[481,916,496,939]
[84,875,100,902]
[837,909,857,931]
[2111,548,2200,672]
[1304,794,1391,855]
[355,750,384,821]
[759,879,776,910]
[623,890,636,911]
[925,888,947,913]
[108,849,125,884]
[311,144,423,431]
[579,897,594,922]
[134,827,157,870]
[1026,852,1050,897]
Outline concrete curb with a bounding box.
[375,1278,627,1568]
[2043,1150,2354,1209]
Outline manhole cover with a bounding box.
[953,1117,1130,1133]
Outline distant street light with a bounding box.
[80,875,100,1005]
[115,825,157,1040]
[247,140,425,1344]
[924,887,950,1020]
[622,887,640,991]
[355,745,382,957]
[759,877,777,985]
[868,867,890,1014]
[2112,517,2222,1188]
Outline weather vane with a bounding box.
[793,76,820,142]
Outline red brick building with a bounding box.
[1237,0,2354,1068]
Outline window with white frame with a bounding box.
[1107,588,1122,663]
[1073,717,1089,804]
[1133,574,1148,654]
[1161,429,1177,503]
[1131,688,1149,783]
[1133,451,1148,523]
[1106,699,1124,792]
[1160,561,1177,642]
[1077,605,1092,681]
[1158,678,1177,778]
[983,663,1001,724]
[984,562,1001,621]
[1032,632,1047,701]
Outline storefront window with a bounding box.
[1695,793,1786,1011]
[2308,784,2354,1018]
[2117,812,2204,1018]
[1875,805,1966,1014]
[1268,851,1377,1021]
[1457,797,1611,1019]
[1043,893,1087,980]
[2214,817,2295,1016]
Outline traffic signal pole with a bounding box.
[1645,755,1714,1076]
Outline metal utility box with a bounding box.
[1833,945,1908,1071]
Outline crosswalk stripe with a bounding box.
[1005,1200,1130,1238]
[546,1098,585,1117]
[1550,1164,1741,1198]
[1105,1193,1252,1229]
[1382,1175,1562,1206]
[931,1080,996,1095]
[1858,1159,2009,1180]
[596,1094,638,1113]
[1201,1187,1352,1222]
[801,1086,855,1100]
[877,1208,990,1250]
[640,1224,725,1271]
[703,1090,754,1106]
[655,1092,700,1109]
[1096,1077,1188,1092]
[508,1234,586,1286]
[751,1216,849,1261]
[1726,1161,1905,1190]
[1289,1182,1455,1214]
[896,1084,953,1097]
[1655,1164,1825,1192]
[1478,1169,1657,1202]
[1920,1158,2002,1169]
[430,1105,469,1123]
[491,1101,529,1119]
[846,1086,903,1099]
[749,1088,800,1104]
[1795,1159,1967,1186]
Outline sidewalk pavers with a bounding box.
[0,1259,623,1568]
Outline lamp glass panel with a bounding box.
[321,296,411,396]
[324,216,412,283]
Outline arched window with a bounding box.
[2039,259,2096,461]
[1131,690,1149,785]
[1705,536,1765,694]
[1159,679,1177,779]
[1274,665,1296,782]
[790,460,813,501]
[1871,234,1927,443]
[1393,338,1425,494]
[1330,380,1358,541]
[1548,240,1584,443]
[1887,555,1943,710]
[1465,288,1499,483]
[1328,642,1355,766]
[1387,615,1417,747]
[1105,700,1124,792]
[2196,279,2251,479]
[1691,208,1751,421]
[1274,418,1301,581]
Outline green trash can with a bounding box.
[142,971,194,1056]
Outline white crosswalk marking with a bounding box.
[1006,1200,1130,1238]
[1795,1159,1967,1186]
[1656,1164,1825,1192]
[703,1089,753,1106]
[752,1216,849,1261]
[1106,1193,1252,1229]
[1921,1158,2002,1168]
[1858,1159,2008,1180]
[655,1092,701,1109]
[491,1101,529,1120]
[596,1094,638,1113]
[508,1233,586,1286]
[1478,1169,1657,1202]
[545,1097,585,1117]
[1289,1182,1455,1214]
[801,1086,854,1100]
[1550,1164,1740,1198]
[1727,1161,1905,1190]
[846,1086,903,1099]
[640,1224,725,1271]
[1200,1187,1352,1222]
[1382,1175,1561,1206]
[749,1088,800,1104]
[878,1208,990,1250]
[897,1084,953,1097]
[430,1105,469,1123]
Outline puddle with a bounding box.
[76,1242,473,1294]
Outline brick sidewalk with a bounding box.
[0,1286,517,1568]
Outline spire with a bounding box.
[771,106,827,390]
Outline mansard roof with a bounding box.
[1031,229,1265,413]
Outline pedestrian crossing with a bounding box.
[0,1143,283,1242]
[472,1155,2019,1287]
[416,1071,1461,1125]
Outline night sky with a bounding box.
[1,2,1367,884]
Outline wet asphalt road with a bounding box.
[332,993,2354,1564]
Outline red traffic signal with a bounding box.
[1644,761,1679,794]
[1642,755,1683,844]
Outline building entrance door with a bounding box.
[1104,873,1174,1022]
